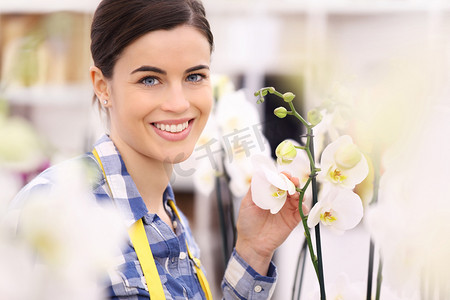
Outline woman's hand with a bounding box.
[235,173,308,275]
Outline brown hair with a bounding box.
[90,0,214,107]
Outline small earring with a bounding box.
[103,100,108,105]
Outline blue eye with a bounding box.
[186,74,204,82]
[141,77,160,86]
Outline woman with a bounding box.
[14,0,303,298]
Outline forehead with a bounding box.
[115,25,211,72]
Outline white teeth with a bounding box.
[154,121,189,133]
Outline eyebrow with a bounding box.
[131,66,166,75]
[130,64,210,75]
[186,64,210,73]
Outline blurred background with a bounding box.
[1,0,450,299]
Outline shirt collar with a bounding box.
[92,135,175,227]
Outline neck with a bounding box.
[110,136,172,214]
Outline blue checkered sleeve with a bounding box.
[222,249,277,299]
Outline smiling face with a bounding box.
[103,25,212,164]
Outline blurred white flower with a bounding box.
[211,74,236,100]
[224,132,272,198]
[366,105,450,299]
[307,273,364,300]
[192,159,218,196]
[319,135,368,189]
[208,87,271,198]
[195,112,222,151]
[216,89,261,137]
[189,114,222,194]
[0,241,35,300]
[0,116,47,172]
[1,160,127,300]
[192,86,272,199]
[250,154,296,214]
[224,157,253,198]
[0,170,22,213]
[307,186,363,234]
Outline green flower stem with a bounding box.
[296,179,319,280]
[256,87,326,299]
[294,145,307,151]
[367,149,382,300]
[376,258,383,300]
[309,138,326,300]
[269,89,285,99]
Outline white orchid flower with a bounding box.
[319,135,368,189]
[250,154,296,214]
[307,185,363,234]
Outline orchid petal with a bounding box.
[320,135,353,168]
[307,185,363,233]
[307,201,324,228]
[263,167,288,190]
[251,153,277,173]
[252,154,290,191]
[330,190,364,231]
[319,135,369,189]
[251,171,287,214]
[280,173,296,195]
[250,154,296,214]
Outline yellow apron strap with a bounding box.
[93,149,212,300]
[92,149,166,299]
[129,219,166,299]
[168,200,213,300]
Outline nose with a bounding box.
[160,83,190,113]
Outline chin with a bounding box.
[161,149,193,164]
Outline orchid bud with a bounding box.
[275,140,297,165]
[334,143,362,169]
[274,107,288,118]
[307,109,323,126]
[283,92,295,103]
[267,87,276,94]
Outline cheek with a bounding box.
[199,90,213,117]
[113,89,156,118]
[197,95,213,133]
[203,97,213,118]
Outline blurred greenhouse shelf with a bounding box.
[0,0,100,13]
[204,0,450,15]
[3,84,93,106]
[1,0,449,14]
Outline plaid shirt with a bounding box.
[12,135,277,299]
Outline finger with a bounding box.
[302,203,310,215]
[240,186,253,209]
[288,191,300,202]
[281,171,300,187]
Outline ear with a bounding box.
[90,66,111,106]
